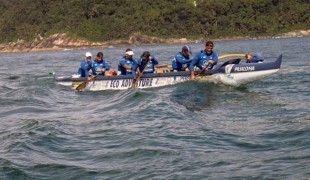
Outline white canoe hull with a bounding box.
[57,68,279,91]
[212,69,280,86]
[55,55,282,91]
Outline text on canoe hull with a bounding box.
[109,76,190,88]
[110,78,154,88]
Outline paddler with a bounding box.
[136,51,159,74]
[246,53,264,63]
[118,48,138,76]
[173,45,192,71]
[89,52,110,79]
[77,52,93,77]
[189,41,219,79]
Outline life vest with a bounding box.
[125,60,135,74]
[118,57,136,75]
[198,50,215,69]
[140,60,155,73]
[174,52,191,71]
[79,60,92,77]
[92,61,107,75]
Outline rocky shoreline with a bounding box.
[0,30,309,53]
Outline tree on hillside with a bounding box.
[0,0,309,43]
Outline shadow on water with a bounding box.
[8,75,20,80]
[169,79,282,114]
[170,81,224,112]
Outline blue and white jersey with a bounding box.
[174,52,192,71]
[189,50,218,71]
[137,54,158,73]
[91,60,110,76]
[118,57,137,75]
[78,60,93,77]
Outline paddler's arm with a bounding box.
[123,64,132,70]
[209,52,219,65]
[104,61,111,71]
[100,68,106,73]
[190,71,195,80]
[150,54,159,65]
[207,60,216,66]
[189,54,199,80]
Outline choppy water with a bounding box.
[0,37,309,179]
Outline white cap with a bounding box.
[85,52,92,57]
[126,51,134,56]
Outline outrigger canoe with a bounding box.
[54,54,282,91]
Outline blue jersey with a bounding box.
[118,57,137,75]
[248,54,264,63]
[78,60,92,77]
[189,50,218,71]
[137,54,158,73]
[91,60,110,76]
[174,52,192,71]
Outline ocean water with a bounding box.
[0,37,309,179]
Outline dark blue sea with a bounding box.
[0,37,309,179]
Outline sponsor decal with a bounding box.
[110,78,153,88]
[234,66,255,72]
[203,60,208,67]
[173,76,189,81]
[110,80,120,88]
[180,76,190,81]
[137,78,153,87]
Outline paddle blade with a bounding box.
[75,81,88,92]
[131,79,137,89]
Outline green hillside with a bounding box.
[0,0,309,43]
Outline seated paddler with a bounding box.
[78,52,93,77]
[118,48,138,76]
[245,53,264,63]
[89,52,110,78]
[172,45,192,71]
[137,51,159,74]
[189,41,219,79]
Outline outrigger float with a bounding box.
[54,54,282,91]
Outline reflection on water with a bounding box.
[171,81,218,111]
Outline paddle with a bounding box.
[131,59,150,89]
[49,69,55,76]
[195,63,210,78]
[154,64,169,68]
[75,71,103,92]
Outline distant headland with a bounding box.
[0,30,309,53]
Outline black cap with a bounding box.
[141,51,150,60]
[97,52,103,58]
[182,45,191,54]
[205,41,214,47]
